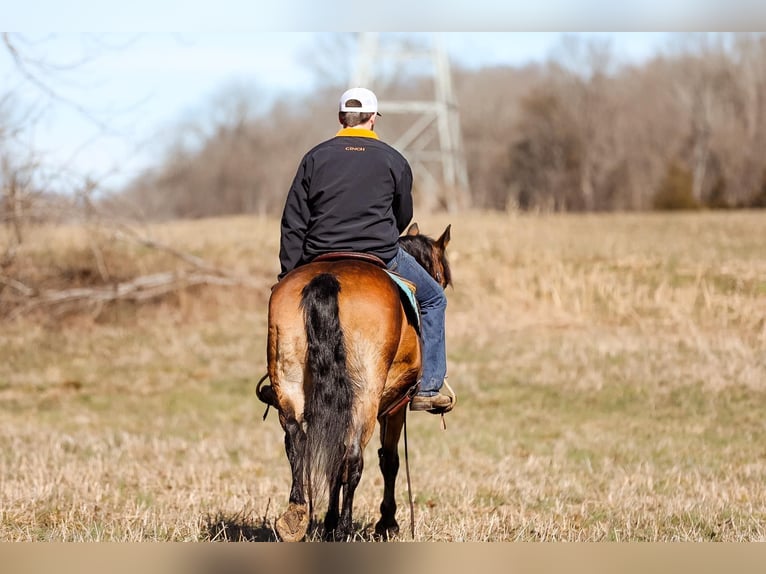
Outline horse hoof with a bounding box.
[374,520,400,540]
[276,503,309,542]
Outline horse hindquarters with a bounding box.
[270,262,410,541]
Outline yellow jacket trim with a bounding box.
[335,128,379,139]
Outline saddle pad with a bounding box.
[385,270,420,333]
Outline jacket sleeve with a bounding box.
[393,159,414,234]
[278,157,311,280]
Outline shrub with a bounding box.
[748,169,766,208]
[653,161,699,210]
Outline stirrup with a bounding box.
[441,378,457,412]
[255,373,278,420]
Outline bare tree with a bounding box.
[717,33,766,206]
[299,33,356,90]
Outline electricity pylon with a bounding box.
[352,33,471,213]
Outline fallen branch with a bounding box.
[4,269,269,319]
[0,274,35,296]
[0,211,273,319]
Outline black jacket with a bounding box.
[279,128,413,279]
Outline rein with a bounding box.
[403,408,415,539]
[379,401,416,541]
[381,383,419,539]
[377,383,419,539]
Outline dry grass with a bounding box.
[1,211,765,541]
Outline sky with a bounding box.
[3,0,761,190]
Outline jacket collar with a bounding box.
[335,127,379,139]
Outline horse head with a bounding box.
[398,222,452,288]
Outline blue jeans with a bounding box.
[386,247,447,396]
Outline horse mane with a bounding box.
[398,233,452,287]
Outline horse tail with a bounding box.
[300,273,353,495]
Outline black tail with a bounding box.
[300,273,353,494]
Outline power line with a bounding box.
[353,33,470,213]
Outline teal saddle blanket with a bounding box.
[385,270,420,334]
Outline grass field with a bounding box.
[1,211,765,541]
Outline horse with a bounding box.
[259,222,451,541]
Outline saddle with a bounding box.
[313,251,387,267]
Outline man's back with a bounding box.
[279,128,412,278]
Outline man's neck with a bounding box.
[344,122,374,131]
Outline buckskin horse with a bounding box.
[258,222,452,541]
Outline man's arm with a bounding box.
[393,160,414,233]
[278,158,311,279]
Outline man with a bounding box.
[278,87,452,412]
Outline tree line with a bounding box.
[488,34,766,212]
[5,33,766,230]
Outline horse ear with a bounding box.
[406,222,420,236]
[437,224,451,249]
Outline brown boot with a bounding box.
[409,392,454,413]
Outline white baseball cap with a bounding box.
[339,87,381,116]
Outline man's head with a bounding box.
[338,87,381,129]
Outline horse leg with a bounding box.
[323,463,342,536]
[275,415,310,542]
[322,442,362,540]
[337,440,363,539]
[375,409,405,539]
